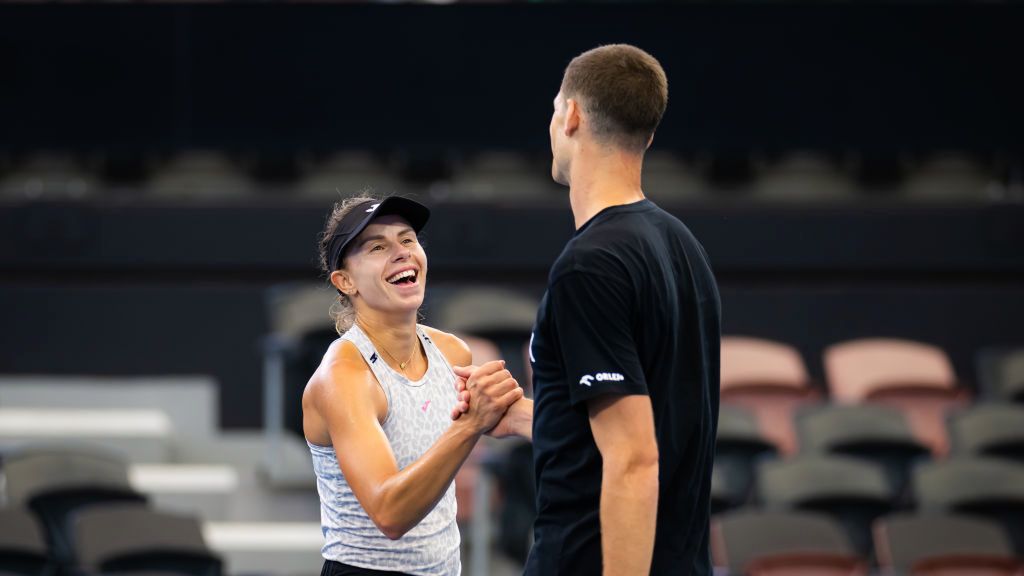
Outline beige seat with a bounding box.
[721,336,818,454]
[902,152,994,203]
[824,338,968,455]
[447,150,558,201]
[296,151,404,200]
[641,151,706,203]
[751,151,856,203]
[147,151,253,200]
[0,153,98,200]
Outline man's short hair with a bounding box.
[561,44,668,153]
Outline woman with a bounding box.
[302,194,523,576]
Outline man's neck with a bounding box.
[568,146,646,230]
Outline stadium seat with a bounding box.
[825,338,969,455]
[913,457,1024,555]
[721,336,818,455]
[715,405,777,511]
[949,404,1024,463]
[977,347,1024,403]
[74,504,222,576]
[758,455,895,558]
[874,512,1019,576]
[796,404,930,498]
[712,509,866,576]
[0,508,50,576]
[296,151,404,200]
[751,151,856,203]
[3,448,147,569]
[147,151,253,200]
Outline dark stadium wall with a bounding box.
[1,202,1022,428]
[0,4,1022,153]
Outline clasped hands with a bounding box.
[449,360,526,438]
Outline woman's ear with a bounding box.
[330,269,356,296]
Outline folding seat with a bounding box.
[0,153,98,200]
[977,347,1024,403]
[750,151,856,203]
[712,509,866,576]
[758,455,895,558]
[640,151,706,202]
[796,404,930,498]
[715,405,777,511]
[73,504,222,576]
[0,508,50,576]
[147,151,253,201]
[296,151,403,200]
[721,336,819,455]
[875,512,1021,576]
[949,404,1024,463]
[3,449,147,568]
[447,150,561,201]
[825,338,968,455]
[901,152,994,203]
[913,458,1024,555]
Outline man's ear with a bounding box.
[564,97,581,137]
[330,269,356,296]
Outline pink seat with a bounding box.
[825,338,957,402]
[825,338,968,455]
[721,336,818,455]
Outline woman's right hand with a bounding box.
[452,361,522,435]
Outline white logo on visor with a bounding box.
[366,203,380,213]
[579,372,624,386]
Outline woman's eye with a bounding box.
[370,245,384,252]
[402,238,415,245]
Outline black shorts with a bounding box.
[320,559,411,576]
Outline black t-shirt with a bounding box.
[525,199,721,576]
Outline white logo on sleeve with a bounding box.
[366,203,380,213]
[578,372,624,386]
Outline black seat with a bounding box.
[758,455,894,559]
[949,403,1024,463]
[713,509,862,576]
[0,508,51,576]
[3,449,147,569]
[874,512,1016,575]
[796,404,930,499]
[715,405,776,511]
[913,457,1024,555]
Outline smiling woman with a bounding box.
[301,193,524,576]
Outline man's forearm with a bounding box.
[600,460,658,575]
[512,398,534,441]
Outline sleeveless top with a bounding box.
[308,323,462,575]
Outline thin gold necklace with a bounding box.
[362,327,419,372]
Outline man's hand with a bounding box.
[451,360,522,435]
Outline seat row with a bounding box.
[0,448,223,576]
[713,509,1022,576]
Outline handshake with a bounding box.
[448,360,531,439]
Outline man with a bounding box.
[455,43,720,575]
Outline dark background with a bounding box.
[1,4,1022,428]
